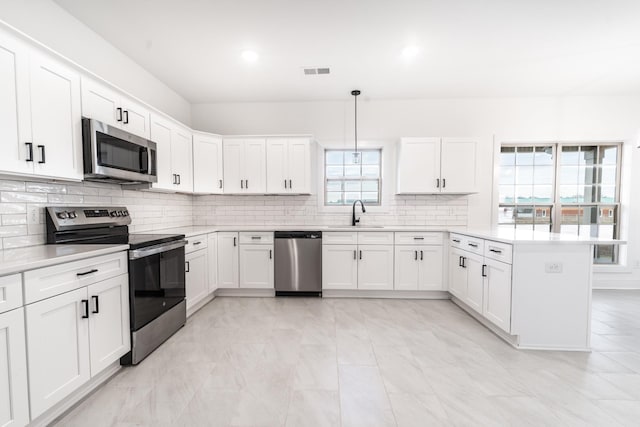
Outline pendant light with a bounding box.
[351,89,361,164]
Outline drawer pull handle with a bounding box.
[482,264,487,277]
[452,239,461,243]
[77,269,98,277]
[193,241,202,246]
[251,236,262,240]
[413,237,424,240]
[459,256,463,267]
[489,248,502,254]
[81,299,89,319]
[92,295,100,314]
[468,243,478,248]
[233,237,237,247]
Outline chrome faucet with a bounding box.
[352,200,366,226]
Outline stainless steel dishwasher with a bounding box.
[274,231,322,296]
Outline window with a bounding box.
[325,149,381,206]
[498,143,621,264]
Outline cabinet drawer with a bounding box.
[24,251,128,304]
[186,234,208,253]
[0,274,23,314]
[239,232,274,245]
[358,232,394,245]
[395,232,443,246]
[484,240,513,264]
[449,233,465,248]
[323,232,358,245]
[461,235,484,255]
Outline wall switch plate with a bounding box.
[545,262,563,274]
[27,205,41,225]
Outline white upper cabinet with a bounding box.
[193,133,224,194]
[0,29,82,181]
[81,77,151,139]
[223,139,267,194]
[149,113,192,193]
[397,137,478,194]
[266,137,312,194]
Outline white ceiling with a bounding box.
[54,0,640,103]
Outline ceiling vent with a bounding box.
[303,67,330,75]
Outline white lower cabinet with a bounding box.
[87,275,130,376]
[208,233,218,293]
[483,258,512,333]
[448,247,468,298]
[322,245,358,290]
[357,245,394,290]
[218,232,239,288]
[465,252,485,313]
[0,307,30,427]
[394,245,443,291]
[239,245,274,289]
[26,287,91,419]
[186,249,209,311]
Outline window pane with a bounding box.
[345,153,360,165]
[326,181,342,192]
[560,206,580,225]
[500,166,515,185]
[500,147,515,166]
[344,181,361,192]
[578,186,598,203]
[362,165,379,177]
[344,192,361,204]
[533,165,553,185]
[515,223,534,231]
[580,146,597,165]
[516,147,534,165]
[577,166,597,185]
[498,206,515,224]
[561,146,580,165]
[515,185,533,203]
[514,206,535,223]
[601,166,616,185]
[600,146,618,165]
[560,166,579,185]
[598,205,617,224]
[600,185,616,203]
[361,192,378,203]
[361,151,380,165]
[595,245,616,264]
[559,185,578,203]
[326,151,344,165]
[561,224,579,235]
[599,225,615,239]
[362,180,379,192]
[326,166,343,178]
[533,185,553,203]
[515,166,534,185]
[499,186,515,203]
[534,146,554,165]
[326,192,343,205]
[344,165,360,177]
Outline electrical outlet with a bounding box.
[28,205,40,225]
[545,262,563,274]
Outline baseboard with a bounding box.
[32,362,121,427]
[187,293,216,317]
[214,288,276,297]
[322,290,451,299]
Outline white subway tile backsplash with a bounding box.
[1,192,48,203]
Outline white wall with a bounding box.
[0,0,191,125]
[192,96,640,289]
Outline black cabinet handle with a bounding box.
[240,180,244,189]
[468,243,478,248]
[25,143,33,162]
[462,257,467,268]
[289,179,292,189]
[452,239,461,243]
[489,248,502,254]
[482,264,487,277]
[233,237,237,247]
[37,145,45,164]
[442,178,446,188]
[81,299,89,319]
[284,179,287,189]
[185,261,190,272]
[414,250,418,260]
[436,178,440,188]
[172,174,177,184]
[77,269,98,277]
[245,179,248,189]
[91,295,99,314]
[177,174,181,185]
[123,110,129,124]
[413,237,424,240]
[193,241,202,246]
[420,250,424,260]
[353,250,357,260]
[359,250,362,260]
[269,250,272,259]
[116,107,123,122]
[219,179,223,189]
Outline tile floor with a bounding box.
[57,290,640,426]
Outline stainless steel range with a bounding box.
[46,206,187,365]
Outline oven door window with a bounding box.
[129,246,185,330]
[96,131,149,173]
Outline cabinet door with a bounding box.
[171,126,193,192]
[149,114,175,191]
[394,246,419,291]
[207,233,218,293]
[322,245,357,290]
[186,250,209,311]
[193,134,224,193]
[0,308,29,427]
[26,288,90,418]
[397,138,441,193]
[417,246,444,290]
[239,245,274,289]
[244,138,267,193]
[448,248,467,298]
[483,259,512,333]
[80,77,121,128]
[218,232,239,288]
[266,138,288,193]
[358,245,394,290]
[222,140,243,193]
[87,274,130,376]
[465,252,484,314]
[120,97,150,139]
[288,138,312,194]
[440,138,477,193]
[29,52,82,180]
[0,31,32,175]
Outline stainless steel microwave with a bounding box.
[82,118,157,184]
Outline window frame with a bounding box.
[323,148,383,207]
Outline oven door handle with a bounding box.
[129,239,187,260]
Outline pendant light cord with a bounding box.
[354,92,358,154]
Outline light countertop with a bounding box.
[0,244,129,276]
[150,225,625,246]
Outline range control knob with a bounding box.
[122,210,129,217]
[68,211,77,219]
[56,212,69,219]
[110,211,118,217]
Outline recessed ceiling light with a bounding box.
[241,50,259,63]
[401,45,420,60]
